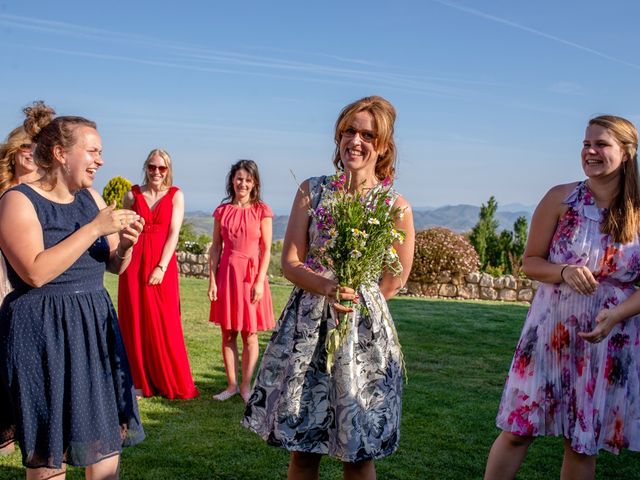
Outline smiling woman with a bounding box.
[0,101,145,478]
[117,148,198,400]
[484,115,640,480]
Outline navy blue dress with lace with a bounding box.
[0,184,144,468]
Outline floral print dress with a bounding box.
[496,181,640,455]
[242,176,404,462]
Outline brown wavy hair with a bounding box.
[591,115,640,243]
[142,148,173,188]
[0,125,32,194]
[22,101,96,173]
[332,96,397,182]
[223,159,262,204]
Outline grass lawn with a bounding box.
[1,276,638,479]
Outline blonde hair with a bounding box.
[332,95,397,182]
[142,149,173,188]
[590,115,640,243]
[0,125,32,194]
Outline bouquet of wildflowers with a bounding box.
[307,172,406,373]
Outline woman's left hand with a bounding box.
[578,308,619,344]
[251,281,264,304]
[148,267,166,286]
[119,217,145,250]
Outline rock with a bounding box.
[498,288,518,301]
[438,284,457,297]
[480,286,498,301]
[479,273,494,288]
[504,275,517,290]
[518,278,531,288]
[465,272,480,284]
[457,284,478,299]
[422,283,439,297]
[517,288,534,302]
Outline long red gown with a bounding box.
[118,185,199,399]
[209,202,275,332]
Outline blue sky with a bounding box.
[1,0,638,213]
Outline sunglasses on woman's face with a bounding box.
[18,143,34,153]
[147,164,168,174]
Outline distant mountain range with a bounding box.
[185,204,535,240]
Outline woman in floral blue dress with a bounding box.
[485,115,640,479]
[243,96,415,480]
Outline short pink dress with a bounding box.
[209,202,275,333]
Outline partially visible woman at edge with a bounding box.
[0,101,145,479]
[0,124,40,457]
[117,149,198,399]
[484,115,640,480]
[243,96,415,480]
[208,160,274,402]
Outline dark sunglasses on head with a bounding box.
[18,143,34,152]
[147,164,168,173]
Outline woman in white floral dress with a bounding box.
[243,96,415,480]
[485,115,640,479]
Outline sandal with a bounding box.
[213,388,238,401]
[241,390,251,404]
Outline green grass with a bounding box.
[1,277,638,479]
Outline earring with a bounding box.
[63,163,71,175]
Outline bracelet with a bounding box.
[157,264,167,272]
[560,264,569,282]
[115,247,132,261]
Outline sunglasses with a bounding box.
[341,127,376,143]
[147,164,168,174]
[18,143,34,152]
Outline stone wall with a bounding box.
[405,271,539,303]
[177,253,539,304]
[177,251,209,279]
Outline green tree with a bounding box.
[102,176,132,209]
[469,196,501,270]
[469,198,529,276]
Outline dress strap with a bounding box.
[562,181,601,222]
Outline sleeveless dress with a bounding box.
[496,181,640,455]
[0,184,144,468]
[117,185,198,399]
[242,176,403,462]
[209,202,274,333]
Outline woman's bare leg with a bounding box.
[560,439,595,480]
[240,332,259,399]
[343,459,376,480]
[216,328,239,396]
[288,452,322,480]
[484,431,534,480]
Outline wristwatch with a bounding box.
[157,264,167,272]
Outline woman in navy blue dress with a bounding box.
[0,101,145,479]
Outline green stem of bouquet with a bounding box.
[325,302,353,374]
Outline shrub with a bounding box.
[178,222,210,254]
[268,240,283,278]
[410,227,480,283]
[102,176,132,208]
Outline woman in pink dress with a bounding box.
[484,115,640,479]
[208,160,274,402]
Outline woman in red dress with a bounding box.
[208,160,275,402]
[118,149,199,399]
